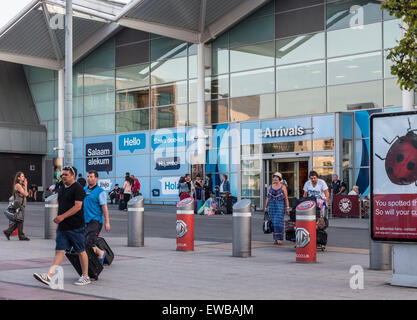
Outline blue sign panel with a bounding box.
[118,133,146,153]
[151,132,186,150]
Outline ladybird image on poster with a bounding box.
[371,111,417,242]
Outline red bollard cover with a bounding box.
[176,198,194,251]
[295,200,317,263]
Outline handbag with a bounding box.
[4,202,23,222]
[263,211,273,234]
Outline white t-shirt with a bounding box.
[303,179,328,200]
[348,190,358,195]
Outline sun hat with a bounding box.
[273,172,282,180]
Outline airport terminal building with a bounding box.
[0,0,414,207]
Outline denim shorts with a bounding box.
[55,227,86,254]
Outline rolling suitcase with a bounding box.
[65,246,103,280]
[96,237,114,266]
[118,199,126,211]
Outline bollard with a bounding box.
[176,197,194,251]
[369,240,392,270]
[232,199,252,258]
[127,196,145,247]
[296,200,317,263]
[44,194,58,239]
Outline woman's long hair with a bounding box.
[12,172,24,194]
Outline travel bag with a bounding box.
[65,246,103,280]
[96,237,114,266]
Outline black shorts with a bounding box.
[85,220,103,248]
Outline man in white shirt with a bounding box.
[303,170,330,204]
[348,186,359,195]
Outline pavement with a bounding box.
[0,203,416,300]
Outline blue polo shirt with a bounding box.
[83,185,107,224]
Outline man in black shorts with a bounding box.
[33,166,91,286]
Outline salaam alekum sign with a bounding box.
[262,126,305,138]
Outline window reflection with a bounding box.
[313,156,334,168]
[151,81,188,107]
[150,57,187,84]
[83,69,115,95]
[116,88,149,111]
[116,109,149,133]
[212,49,229,75]
[151,104,188,129]
[84,92,115,115]
[116,64,149,90]
[263,140,311,153]
[277,87,325,117]
[230,68,274,97]
[206,100,228,124]
[327,51,382,85]
[276,32,325,65]
[151,37,187,61]
[205,75,229,100]
[230,41,274,73]
[277,60,325,91]
[313,139,335,151]
[230,94,275,122]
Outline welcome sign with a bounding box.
[86,142,113,173]
[119,133,146,153]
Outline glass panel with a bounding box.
[35,101,54,121]
[189,55,198,78]
[73,74,83,97]
[31,81,54,102]
[355,139,370,167]
[73,117,83,138]
[384,50,395,78]
[212,49,229,75]
[313,155,334,168]
[241,144,261,155]
[188,103,197,127]
[327,51,382,85]
[313,139,335,151]
[277,87,326,117]
[73,96,83,117]
[230,41,274,73]
[242,159,260,171]
[343,139,353,167]
[115,41,149,67]
[384,78,402,108]
[150,57,188,84]
[189,79,197,102]
[230,68,274,97]
[116,88,149,111]
[188,43,197,55]
[84,40,115,72]
[277,60,325,91]
[206,100,229,124]
[241,172,260,197]
[326,0,382,31]
[230,94,275,122]
[275,5,325,39]
[151,105,188,129]
[115,28,149,46]
[83,114,115,136]
[276,0,324,13]
[205,75,229,100]
[327,22,382,57]
[151,81,188,106]
[83,69,115,95]
[151,37,188,61]
[328,80,382,111]
[84,92,115,115]
[354,167,370,195]
[263,141,311,153]
[116,64,150,90]
[212,33,228,51]
[27,67,55,83]
[116,109,149,133]
[229,15,274,47]
[384,19,402,49]
[47,120,55,140]
[276,32,325,65]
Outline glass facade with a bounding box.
[25,0,404,205]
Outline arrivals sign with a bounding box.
[371,111,417,242]
[85,142,113,173]
[261,125,305,138]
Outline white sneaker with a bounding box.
[33,273,51,286]
[74,275,91,286]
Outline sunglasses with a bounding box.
[62,166,75,176]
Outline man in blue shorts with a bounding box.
[33,166,90,286]
[84,170,111,264]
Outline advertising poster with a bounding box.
[371,111,417,242]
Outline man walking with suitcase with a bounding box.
[83,170,111,265]
[33,166,91,286]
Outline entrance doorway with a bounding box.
[264,159,309,207]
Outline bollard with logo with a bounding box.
[295,200,317,263]
[176,197,194,251]
[127,196,145,247]
[232,199,252,258]
[44,194,58,239]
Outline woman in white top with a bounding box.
[123,176,132,211]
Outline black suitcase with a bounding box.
[96,237,114,266]
[65,246,103,280]
[118,199,126,211]
[316,229,328,247]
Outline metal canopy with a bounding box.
[0,0,269,70]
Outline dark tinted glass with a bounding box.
[275,0,324,13]
[116,41,149,68]
[275,5,325,39]
[115,28,149,46]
